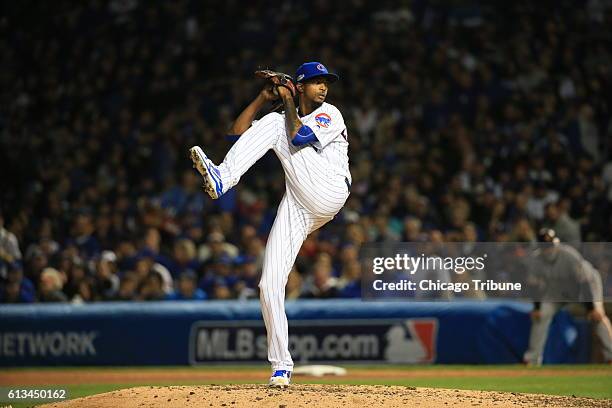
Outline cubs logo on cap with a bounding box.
[315,113,332,128]
[295,62,339,83]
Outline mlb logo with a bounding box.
[384,318,438,363]
[315,113,332,128]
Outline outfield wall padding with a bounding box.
[0,300,589,366]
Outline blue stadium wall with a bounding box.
[0,300,590,366]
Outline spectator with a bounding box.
[63,258,88,301]
[132,252,174,294]
[72,277,95,304]
[543,202,582,246]
[212,278,233,300]
[0,211,22,279]
[337,260,361,298]
[114,272,140,301]
[198,255,237,296]
[38,267,68,302]
[92,251,121,300]
[24,219,60,264]
[526,182,559,222]
[336,243,359,274]
[510,218,536,243]
[403,217,424,241]
[166,270,207,300]
[301,263,339,299]
[286,267,303,300]
[139,227,173,270]
[198,231,239,263]
[159,170,206,217]
[169,238,200,277]
[0,262,35,303]
[68,214,101,259]
[138,271,166,301]
[233,255,259,299]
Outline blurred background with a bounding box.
[0,0,611,308]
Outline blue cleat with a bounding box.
[268,370,291,388]
[189,146,223,199]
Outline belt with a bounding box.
[344,177,351,192]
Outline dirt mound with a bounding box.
[40,384,611,408]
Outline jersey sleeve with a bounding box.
[301,106,346,150]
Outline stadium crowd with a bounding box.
[1,0,611,303]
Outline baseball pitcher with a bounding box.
[190,62,350,387]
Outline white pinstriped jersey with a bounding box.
[296,102,350,183]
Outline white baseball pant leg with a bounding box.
[524,304,612,364]
[590,272,612,361]
[593,302,612,362]
[523,302,561,365]
[216,113,284,190]
[259,189,333,371]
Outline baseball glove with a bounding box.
[254,69,297,98]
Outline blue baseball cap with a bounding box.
[295,62,339,83]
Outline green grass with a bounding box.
[6,363,608,372]
[304,375,612,399]
[1,365,610,407]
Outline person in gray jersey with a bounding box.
[523,229,612,365]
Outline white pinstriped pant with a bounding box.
[218,112,350,371]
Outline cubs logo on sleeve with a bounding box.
[315,113,332,128]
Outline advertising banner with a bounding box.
[0,300,589,366]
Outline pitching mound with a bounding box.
[40,384,610,408]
